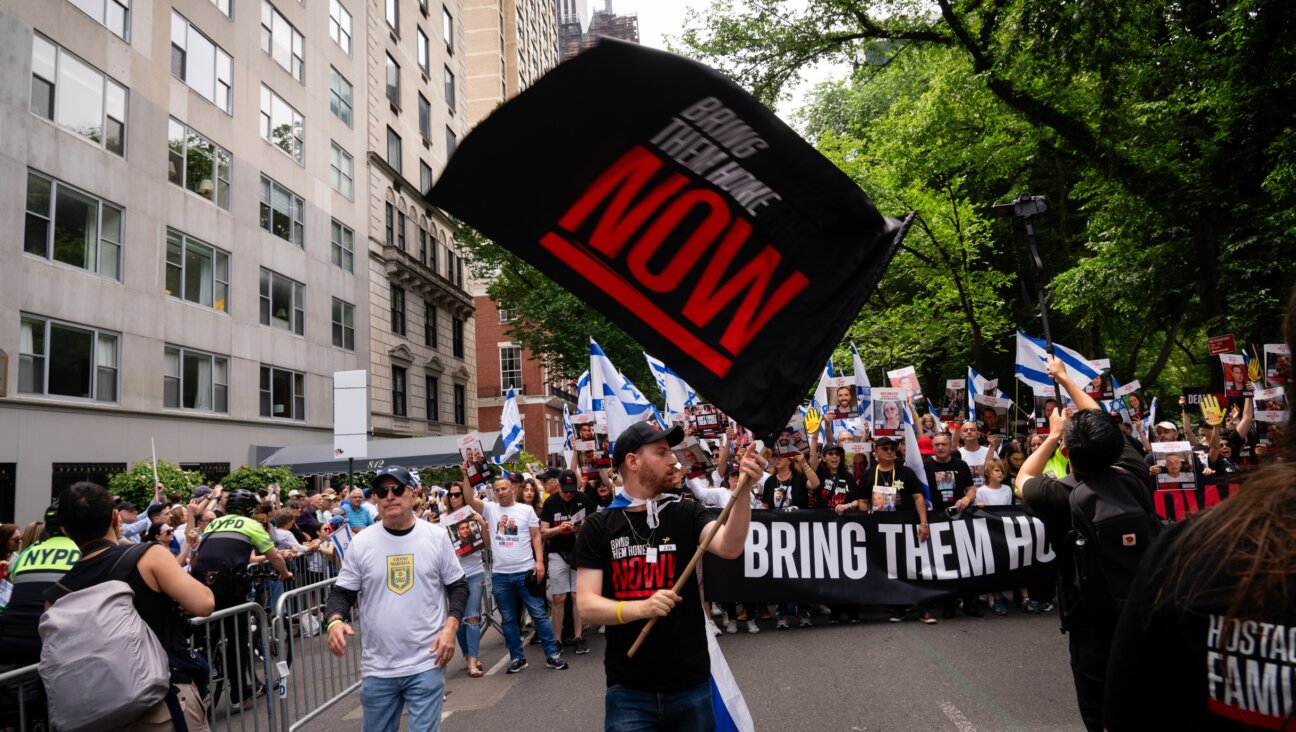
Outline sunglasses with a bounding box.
[448,492,463,497]
[371,484,409,499]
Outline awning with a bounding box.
[256,432,502,475]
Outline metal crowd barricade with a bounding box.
[190,602,280,732]
[0,663,44,732]
[272,576,361,732]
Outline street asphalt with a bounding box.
[302,604,1086,731]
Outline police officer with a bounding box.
[190,489,291,707]
[0,505,77,729]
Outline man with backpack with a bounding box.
[43,481,216,731]
[1016,357,1159,732]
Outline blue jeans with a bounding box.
[604,681,715,732]
[490,570,560,660]
[359,667,445,732]
[455,572,485,658]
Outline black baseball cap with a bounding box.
[874,436,900,448]
[557,470,579,491]
[507,471,525,484]
[538,467,561,482]
[117,501,139,512]
[612,422,684,468]
[373,465,416,487]
[824,444,846,457]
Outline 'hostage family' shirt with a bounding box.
[572,499,714,692]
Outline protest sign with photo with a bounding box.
[444,506,485,557]
[1265,343,1291,387]
[730,420,754,448]
[823,376,857,420]
[458,433,492,485]
[426,40,909,439]
[570,413,610,477]
[1033,387,1061,435]
[973,393,1011,437]
[1220,354,1250,398]
[871,387,908,437]
[1115,380,1145,422]
[673,436,715,479]
[774,419,808,457]
[941,379,966,418]
[687,403,725,437]
[887,366,923,402]
[1152,441,1196,489]
[1085,359,1115,400]
[1253,386,1289,447]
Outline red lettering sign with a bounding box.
[1207,334,1236,356]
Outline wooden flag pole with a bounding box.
[626,446,770,659]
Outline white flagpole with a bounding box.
[151,437,159,492]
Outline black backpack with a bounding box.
[1059,467,1167,630]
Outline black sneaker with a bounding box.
[574,637,590,655]
[546,655,570,670]
[506,658,528,674]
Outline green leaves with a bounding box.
[106,461,206,508]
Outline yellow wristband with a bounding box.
[326,619,343,631]
[616,601,627,625]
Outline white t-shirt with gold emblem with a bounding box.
[335,520,466,677]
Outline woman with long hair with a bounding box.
[1104,286,1296,729]
[444,483,488,678]
[0,523,18,563]
[518,480,543,518]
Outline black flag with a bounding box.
[428,40,909,438]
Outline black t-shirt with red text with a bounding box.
[1104,519,1296,730]
[571,500,714,692]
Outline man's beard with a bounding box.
[638,462,677,494]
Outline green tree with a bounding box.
[220,465,306,500]
[107,460,206,508]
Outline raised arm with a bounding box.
[1016,408,1065,491]
[1046,356,1101,412]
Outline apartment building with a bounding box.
[462,0,560,127]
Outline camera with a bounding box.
[991,193,1049,219]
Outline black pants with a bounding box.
[1067,623,1116,732]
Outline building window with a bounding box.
[499,308,516,323]
[386,0,399,33]
[260,365,305,420]
[166,230,229,313]
[424,304,437,347]
[500,345,522,391]
[329,0,352,54]
[443,7,454,53]
[210,0,231,18]
[331,219,355,273]
[67,0,129,41]
[332,298,355,350]
[385,54,400,107]
[444,66,455,110]
[170,12,232,114]
[18,314,118,402]
[453,383,466,425]
[452,317,464,358]
[259,269,305,335]
[164,346,228,412]
[329,68,353,126]
[417,28,429,73]
[259,85,303,163]
[426,375,439,422]
[420,161,432,197]
[387,126,402,173]
[385,202,395,246]
[392,365,407,417]
[31,36,128,156]
[418,94,431,140]
[418,226,428,265]
[259,175,304,247]
[397,211,407,251]
[330,142,354,198]
[168,119,230,209]
[390,283,406,335]
[445,127,457,159]
[25,171,122,281]
[261,1,304,82]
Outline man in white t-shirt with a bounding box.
[958,421,990,488]
[466,476,568,673]
[325,466,469,732]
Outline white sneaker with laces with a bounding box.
[724,618,738,634]
[706,617,722,636]
[775,614,789,629]
[746,620,761,634]
[798,611,813,628]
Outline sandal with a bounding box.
[467,661,484,678]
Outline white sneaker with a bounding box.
[706,617,722,636]
[598,625,605,635]
[775,614,789,629]
[746,620,761,634]
[710,603,724,618]
[798,610,813,628]
[724,618,738,634]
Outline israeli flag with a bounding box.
[576,370,592,414]
[644,352,698,418]
[967,367,997,422]
[901,402,933,507]
[851,344,872,431]
[562,402,575,467]
[590,339,656,442]
[707,631,755,732]
[1015,331,1101,393]
[492,387,524,465]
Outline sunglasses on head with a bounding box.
[371,484,409,499]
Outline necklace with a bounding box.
[623,510,657,548]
